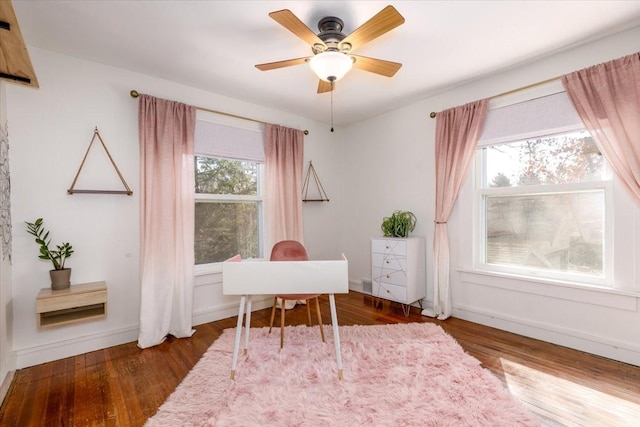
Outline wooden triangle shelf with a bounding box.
[302,161,329,202]
[67,127,132,196]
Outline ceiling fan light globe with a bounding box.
[310,51,353,82]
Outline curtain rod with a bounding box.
[129,90,309,135]
[428,75,560,118]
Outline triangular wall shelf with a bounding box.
[302,160,329,202]
[67,127,132,195]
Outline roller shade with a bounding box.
[478,91,583,146]
[195,119,265,162]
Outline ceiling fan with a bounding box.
[255,5,405,94]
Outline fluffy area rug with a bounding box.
[146,323,540,426]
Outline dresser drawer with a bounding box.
[372,281,407,303]
[371,252,406,270]
[371,238,406,256]
[373,268,407,287]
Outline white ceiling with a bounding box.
[12,1,640,126]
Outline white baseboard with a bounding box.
[15,325,139,369]
[192,296,273,326]
[348,279,364,293]
[453,304,640,367]
[15,298,275,369]
[421,308,436,317]
[0,369,14,407]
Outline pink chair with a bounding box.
[225,254,242,263]
[268,240,325,348]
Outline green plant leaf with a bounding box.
[380,210,417,238]
[25,218,72,270]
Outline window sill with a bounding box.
[194,257,267,277]
[457,267,639,311]
[194,264,223,277]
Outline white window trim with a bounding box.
[196,193,263,203]
[474,152,612,287]
[194,161,266,274]
[458,166,638,297]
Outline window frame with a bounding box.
[473,127,613,287]
[194,155,266,273]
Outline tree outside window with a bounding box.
[479,130,608,279]
[194,157,262,264]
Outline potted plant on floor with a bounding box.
[381,210,417,238]
[25,218,74,290]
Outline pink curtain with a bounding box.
[138,94,196,349]
[433,99,489,320]
[265,124,304,252]
[562,52,640,204]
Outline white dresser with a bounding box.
[371,237,426,307]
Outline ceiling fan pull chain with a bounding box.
[330,80,335,132]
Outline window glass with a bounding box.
[195,200,260,264]
[478,129,609,282]
[194,156,262,265]
[482,131,606,188]
[485,191,604,276]
[195,157,257,195]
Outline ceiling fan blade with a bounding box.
[317,80,333,94]
[351,55,402,77]
[269,9,325,48]
[340,5,405,52]
[255,57,310,71]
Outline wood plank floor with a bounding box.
[1,291,639,426]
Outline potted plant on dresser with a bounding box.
[381,210,417,238]
[25,218,74,290]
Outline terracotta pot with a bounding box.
[50,268,71,290]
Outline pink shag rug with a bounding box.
[146,323,540,426]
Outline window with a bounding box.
[195,157,263,264]
[472,88,616,286]
[193,115,265,265]
[477,129,610,284]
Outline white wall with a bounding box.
[341,26,640,366]
[340,103,435,297]
[6,47,342,368]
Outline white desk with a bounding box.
[223,257,348,380]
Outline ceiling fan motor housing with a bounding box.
[313,16,351,54]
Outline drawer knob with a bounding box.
[385,260,389,264]
[386,290,390,293]
[386,275,390,278]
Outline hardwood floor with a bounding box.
[1,291,639,426]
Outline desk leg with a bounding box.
[230,295,246,380]
[328,293,343,380]
[243,295,252,355]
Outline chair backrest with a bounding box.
[225,254,242,262]
[270,240,308,261]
